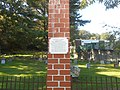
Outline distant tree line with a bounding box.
[0,0,90,54]
[0,0,120,54]
[0,0,48,53]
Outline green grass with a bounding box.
[0,59,47,77]
[1,57,120,78]
[75,61,120,78]
[72,61,120,90]
[1,56,120,89]
[0,56,47,90]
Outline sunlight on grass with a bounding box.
[13,74,33,77]
[0,59,47,77]
[77,65,86,68]
[76,61,120,78]
[36,71,46,73]
[96,72,120,78]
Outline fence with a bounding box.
[1,76,120,90]
[0,76,46,90]
[72,76,120,90]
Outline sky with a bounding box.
[79,2,120,34]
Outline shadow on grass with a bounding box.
[74,61,120,78]
[0,58,47,90]
[71,60,120,90]
[0,59,47,77]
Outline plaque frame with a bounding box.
[49,37,68,54]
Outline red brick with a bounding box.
[60,28,69,32]
[47,88,52,90]
[48,28,59,33]
[60,59,70,63]
[48,64,52,69]
[47,76,52,81]
[49,14,54,19]
[66,88,71,90]
[55,4,61,8]
[54,23,64,27]
[47,70,58,75]
[49,4,54,9]
[65,23,69,28]
[65,13,69,18]
[66,76,71,81]
[48,27,52,32]
[47,0,70,89]
[49,18,58,23]
[48,23,54,28]
[48,54,52,58]
[49,9,59,13]
[48,33,53,37]
[54,33,64,37]
[47,82,58,86]
[60,82,71,87]
[65,5,69,8]
[54,76,64,81]
[54,64,64,69]
[54,54,64,58]
[60,70,70,75]
[55,14,64,18]
[65,54,70,58]
[55,4,64,8]
[60,1,69,4]
[65,33,70,37]
[54,88,64,90]
[65,64,70,69]
[60,18,69,22]
[60,9,69,13]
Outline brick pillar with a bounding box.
[47,0,71,90]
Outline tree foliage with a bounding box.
[100,32,111,40]
[78,30,91,39]
[80,0,120,9]
[0,0,48,53]
[1,0,119,53]
[102,24,120,50]
[70,0,90,44]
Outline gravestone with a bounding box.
[100,60,105,64]
[86,63,90,68]
[71,65,80,78]
[1,58,6,64]
[74,60,78,64]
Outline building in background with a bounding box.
[75,39,113,62]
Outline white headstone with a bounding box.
[1,59,5,64]
[100,60,104,64]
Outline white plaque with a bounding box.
[49,38,68,54]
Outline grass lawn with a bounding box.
[0,57,120,78]
[72,61,120,90]
[0,57,120,89]
[0,59,47,77]
[74,61,120,78]
[0,56,47,90]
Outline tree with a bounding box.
[70,0,90,45]
[100,32,111,40]
[103,24,120,50]
[90,33,100,40]
[78,30,91,39]
[0,0,48,53]
[80,0,120,9]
